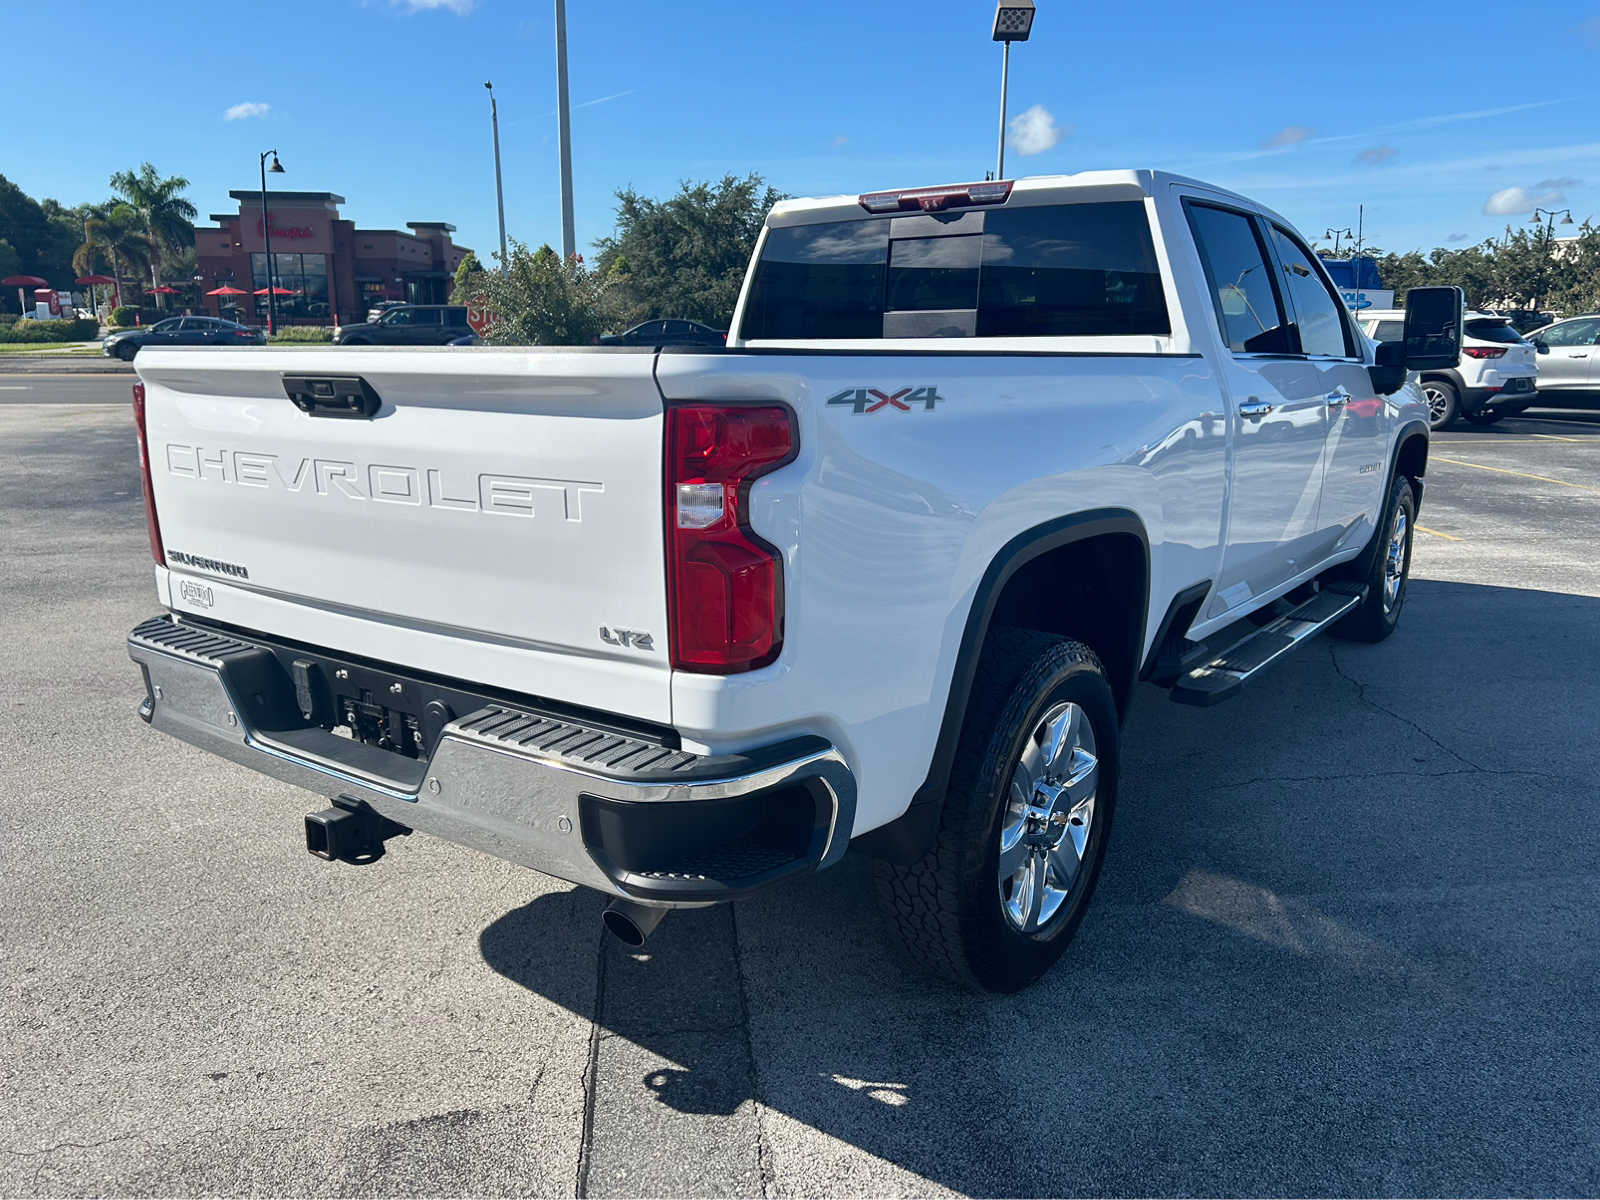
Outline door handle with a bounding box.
[1573,353,1589,359]
[1326,388,1352,409]
[1239,398,1275,422]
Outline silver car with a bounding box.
[1525,315,1600,403]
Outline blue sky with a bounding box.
[6,0,1597,260]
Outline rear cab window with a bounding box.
[738,200,1170,342]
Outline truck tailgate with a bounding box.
[136,347,671,722]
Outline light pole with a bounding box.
[259,149,285,334]
[1324,227,1354,256]
[1529,206,1573,312]
[554,0,576,262]
[485,82,509,276]
[992,0,1036,181]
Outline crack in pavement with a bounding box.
[730,904,772,1200]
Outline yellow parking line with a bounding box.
[1530,433,1584,442]
[1433,455,1600,493]
[1415,525,1462,542]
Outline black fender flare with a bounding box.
[855,508,1150,864]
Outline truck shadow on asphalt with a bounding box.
[480,579,1600,1197]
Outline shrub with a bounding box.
[110,305,139,327]
[3,317,101,343]
[268,326,334,343]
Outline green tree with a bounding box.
[109,163,197,309]
[449,250,486,305]
[594,174,784,329]
[476,241,615,346]
[74,202,148,313]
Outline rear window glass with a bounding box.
[1372,320,1404,342]
[738,201,1169,341]
[1464,318,1525,344]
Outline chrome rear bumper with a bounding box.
[129,616,855,903]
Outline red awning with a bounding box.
[75,274,117,286]
[2,275,48,288]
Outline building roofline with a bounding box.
[229,189,346,205]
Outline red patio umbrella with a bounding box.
[147,285,178,295]
[3,274,48,315]
[252,286,296,295]
[206,285,250,296]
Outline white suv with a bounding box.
[1360,309,1537,428]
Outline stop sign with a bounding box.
[466,296,499,337]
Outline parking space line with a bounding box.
[1415,525,1462,542]
[1433,455,1600,493]
[1530,433,1585,442]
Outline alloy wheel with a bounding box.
[997,701,1098,934]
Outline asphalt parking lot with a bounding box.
[3,375,1597,1197]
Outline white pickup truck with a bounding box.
[127,171,1462,992]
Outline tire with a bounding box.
[340,337,367,346]
[1462,409,1502,426]
[1421,378,1458,429]
[874,630,1119,992]
[1333,475,1417,643]
[116,342,138,361]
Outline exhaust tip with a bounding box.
[602,899,668,947]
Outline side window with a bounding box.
[1374,320,1405,343]
[1185,204,1287,353]
[1539,319,1597,347]
[1269,225,1352,357]
[382,308,414,325]
[414,308,443,326]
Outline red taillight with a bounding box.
[665,404,795,673]
[1463,346,1507,358]
[130,381,164,565]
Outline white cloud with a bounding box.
[833,135,849,147]
[1263,125,1312,149]
[1446,232,1469,243]
[223,101,270,121]
[1008,104,1064,157]
[1484,185,1566,215]
[391,0,473,12]
[1356,144,1395,165]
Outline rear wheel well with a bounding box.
[986,532,1146,715]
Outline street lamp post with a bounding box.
[1529,206,1573,312]
[991,0,1036,181]
[485,82,509,276]
[259,149,285,334]
[554,0,576,262]
[1324,227,1354,255]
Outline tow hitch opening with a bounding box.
[305,800,411,864]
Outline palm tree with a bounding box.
[74,202,148,313]
[109,163,197,310]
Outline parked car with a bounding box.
[1359,309,1536,428]
[599,319,725,346]
[1521,315,1600,407]
[365,300,409,324]
[334,305,471,346]
[126,170,1457,991]
[102,316,265,361]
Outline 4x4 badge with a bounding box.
[826,386,942,414]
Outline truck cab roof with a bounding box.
[765,170,1284,228]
